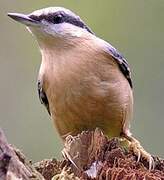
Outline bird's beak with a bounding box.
[8,13,40,27]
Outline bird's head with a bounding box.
[8,7,94,45]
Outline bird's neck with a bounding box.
[38,34,94,64]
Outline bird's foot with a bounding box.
[62,135,80,170]
[121,134,155,171]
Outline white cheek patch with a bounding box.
[41,21,84,38]
[27,20,85,40]
[39,20,60,37]
[72,30,83,37]
[46,23,64,36]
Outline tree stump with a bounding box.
[0,128,164,180]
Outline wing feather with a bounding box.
[106,44,133,88]
[37,80,50,115]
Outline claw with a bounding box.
[148,156,155,171]
[136,149,141,162]
[62,148,79,169]
[122,134,155,171]
[62,135,80,170]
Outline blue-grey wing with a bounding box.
[105,44,133,88]
[37,79,50,115]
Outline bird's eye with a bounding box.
[53,14,63,24]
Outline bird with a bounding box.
[8,7,154,170]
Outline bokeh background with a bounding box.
[0,0,164,162]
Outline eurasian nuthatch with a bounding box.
[8,7,154,170]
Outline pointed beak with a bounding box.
[8,13,40,26]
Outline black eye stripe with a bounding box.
[29,14,42,21]
[29,11,94,35]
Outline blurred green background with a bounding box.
[0,0,164,162]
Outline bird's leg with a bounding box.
[121,133,155,171]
